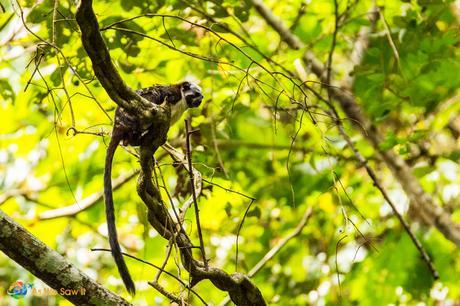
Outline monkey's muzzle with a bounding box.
[186,92,203,108]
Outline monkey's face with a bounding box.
[181,82,203,108]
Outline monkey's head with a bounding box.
[180,81,203,108]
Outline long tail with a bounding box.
[104,136,136,295]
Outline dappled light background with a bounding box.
[0,0,459,305]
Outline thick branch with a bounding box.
[75,0,251,302]
[251,0,303,50]
[344,8,379,85]
[75,0,154,118]
[138,145,266,305]
[0,209,130,306]
[251,0,460,245]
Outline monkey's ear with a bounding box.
[181,82,191,90]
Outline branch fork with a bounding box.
[75,0,266,304]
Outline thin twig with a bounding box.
[235,198,255,271]
[202,178,255,201]
[185,120,208,269]
[327,0,437,279]
[335,235,347,298]
[251,0,442,276]
[149,281,188,305]
[210,121,229,178]
[14,0,112,121]
[154,240,174,282]
[39,171,138,220]
[161,143,203,222]
[337,126,439,279]
[91,248,208,305]
[378,8,400,66]
[219,206,313,306]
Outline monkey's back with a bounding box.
[112,85,182,146]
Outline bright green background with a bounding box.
[0,0,459,305]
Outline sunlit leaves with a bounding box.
[1,0,459,305]
[101,17,145,57]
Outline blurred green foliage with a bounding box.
[0,0,459,305]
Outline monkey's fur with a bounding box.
[104,82,203,294]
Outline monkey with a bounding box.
[104,81,203,294]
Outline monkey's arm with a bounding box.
[104,133,136,295]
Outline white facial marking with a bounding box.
[172,82,202,124]
[183,82,203,107]
[190,83,202,93]
[183,83,202,98]
[170,99,187,124]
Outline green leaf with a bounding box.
[380,132,398,150]
[247,206,261,218]
[160,28,197,46]
[0,79,15,104]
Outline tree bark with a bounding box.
[0,209,131,306]
[74,0,267,304]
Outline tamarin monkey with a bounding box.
[104,82,203,294]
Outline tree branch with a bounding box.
[39,170,138,220]
[185,120,208,268]
[75,0,157,120]
[75,1,266,304]
[343,6,379,85]
[138,145,266,305]
[161,143,203,221]
[219,206,313,306]
[251,0,460,246]
[0,209,131,306]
